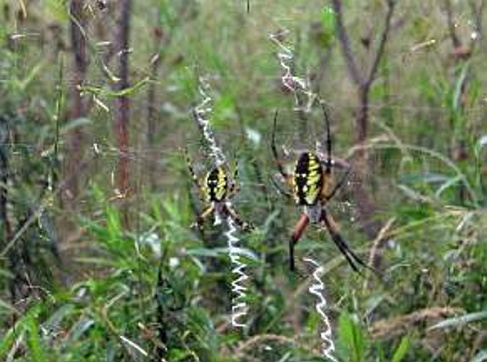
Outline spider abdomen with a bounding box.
[293,152,324,205]
[204,166,229,202]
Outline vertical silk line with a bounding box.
[193,76,226,225]
[193,76,226,167]
[303,257,338,362]
[269,30,317,113]
[225,216,249,328]
[193,76,248,327]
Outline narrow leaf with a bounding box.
[428,311,487,331]
[471,350,487,362]
[391,335,411,362]
[26,316,48,362]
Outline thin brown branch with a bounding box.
[331,0,364,86]
[146,43,162,147]
[235,334,295,355]
[469,0,485,50]
[444,0,462,49]
[0,119,12,246]
[146,29,164,189]
[331,0,397,239]
[366,0,397,87]
[469,0,485,32]
[113,0,132,214]
[369,307,463,340]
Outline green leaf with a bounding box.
[47,0,68,21]
[435,175,462,197]
[321,6,336,46]
[322,6,335,33]
[68,318,95,341]
[391,335,411,362]
[61,117,92,133]
[338,313,367,362]
[428,311,487,331]
[168,349,194,361]
[0,305,43,359]
[42,304,75,333]
[0,327,22,360]
[18,61,47,91]
[0,298,19,315]
[471,350,487,362]
[186,307,218,354]
[453,62,470,111]
[476,135,487,158]
[26,315,48,362]
[81,77,150,98]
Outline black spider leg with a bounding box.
[182,147,202,191]
[225,202,253,231]
[319,103,352,202]
[321,102,333,174]
[191,205,215,229]
[321,208,373,274]
[323,165,351,202]
[271,110,289,181]
[183,148,213,229]
[271,174,293,199]
[229,160,241,197]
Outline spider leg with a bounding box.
[321,207,373,274]
[317,103,352,202]
[289,213,310,271]
[182,148,202,190]
[271,110,293,188]
[191,205,215,230]
[317,155,350,170]
[225,202,253,231]
[228,162,241,198]
[322,162,351,202]
[271,174,293,199]
[320,102,333,174]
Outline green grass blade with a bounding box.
[428,311,487,331]
[26,315,48,362]
[391,335,411,362]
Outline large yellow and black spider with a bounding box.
[271,105,371,273]
[184,150,253,231]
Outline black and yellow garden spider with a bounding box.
[184,149,253,231]
[271,105,371,273]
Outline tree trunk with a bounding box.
[353,86,380,238]
[63,0,87,204]
[114,0,132,225]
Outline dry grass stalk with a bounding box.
[369,307,463,340]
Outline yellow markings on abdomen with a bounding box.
[293,152,324,206]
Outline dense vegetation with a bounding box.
[1,0,486,361]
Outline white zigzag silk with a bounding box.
[269,30,317,113]
[303,258,338,362]
[194,77,226,167]
[226,216,249,328]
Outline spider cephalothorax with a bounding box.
[271,105,371,273]
[203,166,229,202]
[184,150,253,231]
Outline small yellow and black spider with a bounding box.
[271,105,371,273]
[184,149,253,231]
